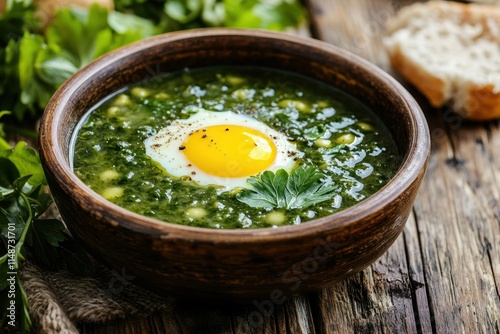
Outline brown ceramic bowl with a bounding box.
[39,29,430,301]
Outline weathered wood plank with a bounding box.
[410,115,500,333]
[403,211,433,334]
[310,237,421,333]
[306,0,420,71]
[81,297,316,333]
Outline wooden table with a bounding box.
[82,1,500,333]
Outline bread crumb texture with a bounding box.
[384,1,500,120]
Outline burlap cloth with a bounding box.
[18,259,175,334]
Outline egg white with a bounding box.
[144,110,299,190]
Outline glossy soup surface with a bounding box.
[73,67,400,228]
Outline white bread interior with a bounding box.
[384,1,500,120]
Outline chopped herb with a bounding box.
[304,125,329,140]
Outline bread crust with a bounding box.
[466,86,500,121]
[388,0,500,26]
[388,46,447,108]
[390,45,500,120]
[425,1,500,23]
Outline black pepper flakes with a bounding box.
[225,128,229,131]
[179,145,186,150]
[202,134,207,138]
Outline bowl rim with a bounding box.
[40,28,430,242]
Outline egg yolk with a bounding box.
[182,125,277,178]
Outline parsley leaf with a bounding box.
[28,219,62,268]
[238,169,289,208]
[237,166,337,210]
[46,5,157,69]
[0,141,45,187]
[225,0,306,31]
[165,0,204,24]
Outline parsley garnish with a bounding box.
[236,165,336,209]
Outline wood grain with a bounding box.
[78,0,499,332]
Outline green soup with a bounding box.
[73,67,400,228]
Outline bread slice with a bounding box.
[384,1,500,120]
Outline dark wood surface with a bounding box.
[80,0,500,333]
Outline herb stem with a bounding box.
[14,192,33,270]
[18,276,33,330]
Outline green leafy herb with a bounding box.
[0,0,39,119]
[237,165,337,209]
[0,132,92,332]
[165,0,204,24]
[17,4,158,115]
[0,111,11,150]
[0,141,45,186]
[115,0,306,30]
[321,144,349,155]
[304,125,330,140]
[1,0,306,121]
[0,35,29,120]
[225,0,306,30]
[1,3,158,121]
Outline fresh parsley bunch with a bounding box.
[0,0,157,121]
[1,0,306,122]
[0,113,92,332]
[114,0,306,30]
